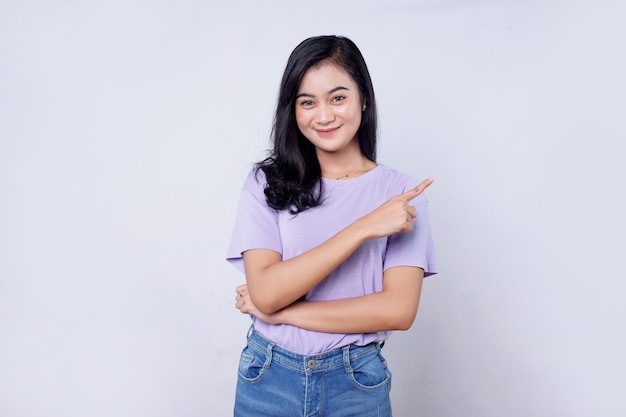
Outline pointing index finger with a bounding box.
[400,177,434,201]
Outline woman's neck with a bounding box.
[318,152,376,180]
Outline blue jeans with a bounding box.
[234,330,392,417]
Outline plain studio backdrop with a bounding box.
[1,1,624,416]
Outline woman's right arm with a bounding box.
[244,178,433,314]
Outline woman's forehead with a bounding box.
[298,62,356,94]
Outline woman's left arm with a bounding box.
[235,266,424,333]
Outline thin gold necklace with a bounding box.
[334,158,368,180]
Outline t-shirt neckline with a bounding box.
[321,164,383,187]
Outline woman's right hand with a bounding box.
[355,177,434,239]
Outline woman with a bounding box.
[226,35,437,417]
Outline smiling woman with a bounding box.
[226,35,438,417]
[294,62,374,177]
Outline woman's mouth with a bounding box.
[316,127,340,136]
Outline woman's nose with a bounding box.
[316,104,335,124]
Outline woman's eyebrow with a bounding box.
[296,86,350,99]
[328,86,350,94]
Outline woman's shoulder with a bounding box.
[240,166,268,194]
[375,164,419,187]
[375,165,429,203]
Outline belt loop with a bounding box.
[246,324,254,339]
[264,339,274,369]
[342,345,353,373]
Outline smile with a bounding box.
[315,127,340,136]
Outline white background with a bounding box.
[1,1,624,416]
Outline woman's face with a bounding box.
[294,62,363,157]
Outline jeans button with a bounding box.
[307,360,316,368]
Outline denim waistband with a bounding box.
[246,329,382,374]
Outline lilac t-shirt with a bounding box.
[226,164,437,355]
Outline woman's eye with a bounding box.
[300,100,313,107]
[332,95,346,103]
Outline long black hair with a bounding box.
[256,35,378,214]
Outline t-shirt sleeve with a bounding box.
[226,170,282,274]
[383,190,438,277]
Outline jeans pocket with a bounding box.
[237,345,269,384]
[347,351,392,392]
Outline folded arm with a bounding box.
[242,223,369,315]
[236,266,424,333]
